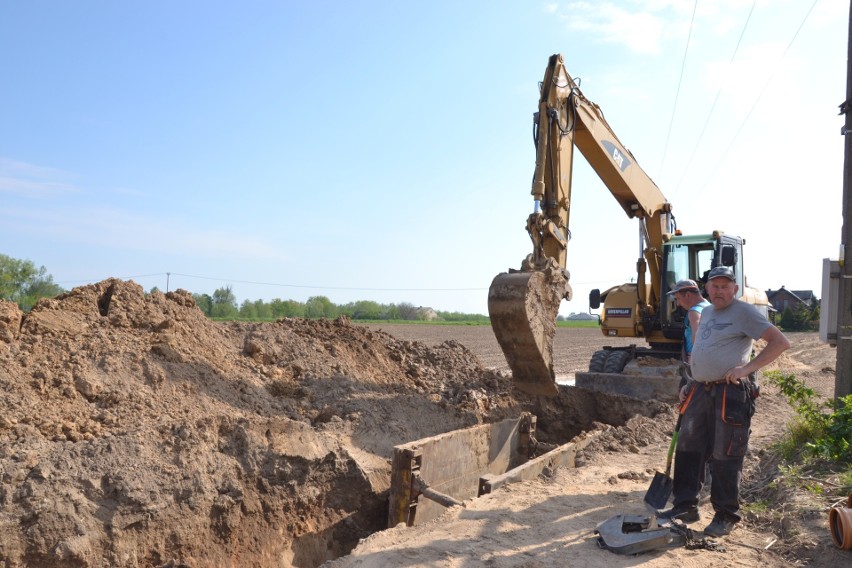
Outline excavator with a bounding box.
[488,54,769,397]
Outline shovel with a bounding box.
[643,413,683,509]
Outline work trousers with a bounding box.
[671,380,754,522]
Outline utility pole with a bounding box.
[837,1,852,398]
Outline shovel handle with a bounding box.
[664,414,683,476]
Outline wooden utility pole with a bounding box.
[837,1,852,398]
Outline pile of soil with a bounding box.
[0,279,665,567]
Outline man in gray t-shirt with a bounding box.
[691,300,772,382]
[658,266,790,538]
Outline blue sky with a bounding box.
[0,1,846,316]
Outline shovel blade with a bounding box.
[643,471,673,510]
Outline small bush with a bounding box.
[778,304,819,331]
[764,370,852,464]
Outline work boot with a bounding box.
[656,505,700,523]
[703,513,736,537]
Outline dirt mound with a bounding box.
[0,279,666,567]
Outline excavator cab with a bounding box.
[592,233,746,343]
[658,234,719,341]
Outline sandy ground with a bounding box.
[325,326,845,568]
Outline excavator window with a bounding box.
[662,243,715,331]
[666,244,714,276]
[720,244,737,267]
[696,249,714,292]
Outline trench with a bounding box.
[288,385,667,568]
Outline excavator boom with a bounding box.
[489,54,673,396]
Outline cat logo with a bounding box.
[602,140,632,172]
[606,308,632,318]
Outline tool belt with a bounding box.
[698,377,760,395]
[721,379,759,425]
[687,377,759,425]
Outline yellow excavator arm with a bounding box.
[489,54,674,396]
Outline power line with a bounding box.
[55,272,167,285]
[169,272,486,292]
[55,270,626,295]
[697,0,820,195]
[673,0,757,193]
[56,271,488,293]
[659,0,699,181]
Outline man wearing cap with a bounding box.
[668,279,710,368]
[658,266,790,538]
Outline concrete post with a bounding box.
[837,1,852,398]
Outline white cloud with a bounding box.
[565,2,669,54]
[0,176,79,196]
[0,157,81,197]
[561,0,791,55]
[0,156,286,263]
[112,186,149,198]
[2,204,288,262]
[812,0,848,24]
[701,40,801,117]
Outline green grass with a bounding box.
[358,318,602,328]
[210,316,603,328]
[741,499,770,515]
[557,319,601,328]
[773,415,821,462]
[353,319,487,326]
[839,466,852,495]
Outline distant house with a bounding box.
[766,286,817,314]
[415,306,439,321]
[566,312,597,321]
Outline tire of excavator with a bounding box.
[603,350,632,373]
[589,350,609,372]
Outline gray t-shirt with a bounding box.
[690,299,772,383]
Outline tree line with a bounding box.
[776,303,821,332]
[188,285,488,322]
[0,254,487,322]
[0,254,65,311]
[2,253,817,328]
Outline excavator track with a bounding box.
[488,269,567,396]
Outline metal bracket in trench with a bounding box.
[399,450,465,527]
[411,473,464,509]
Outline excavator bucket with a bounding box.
[488,269,568,396]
